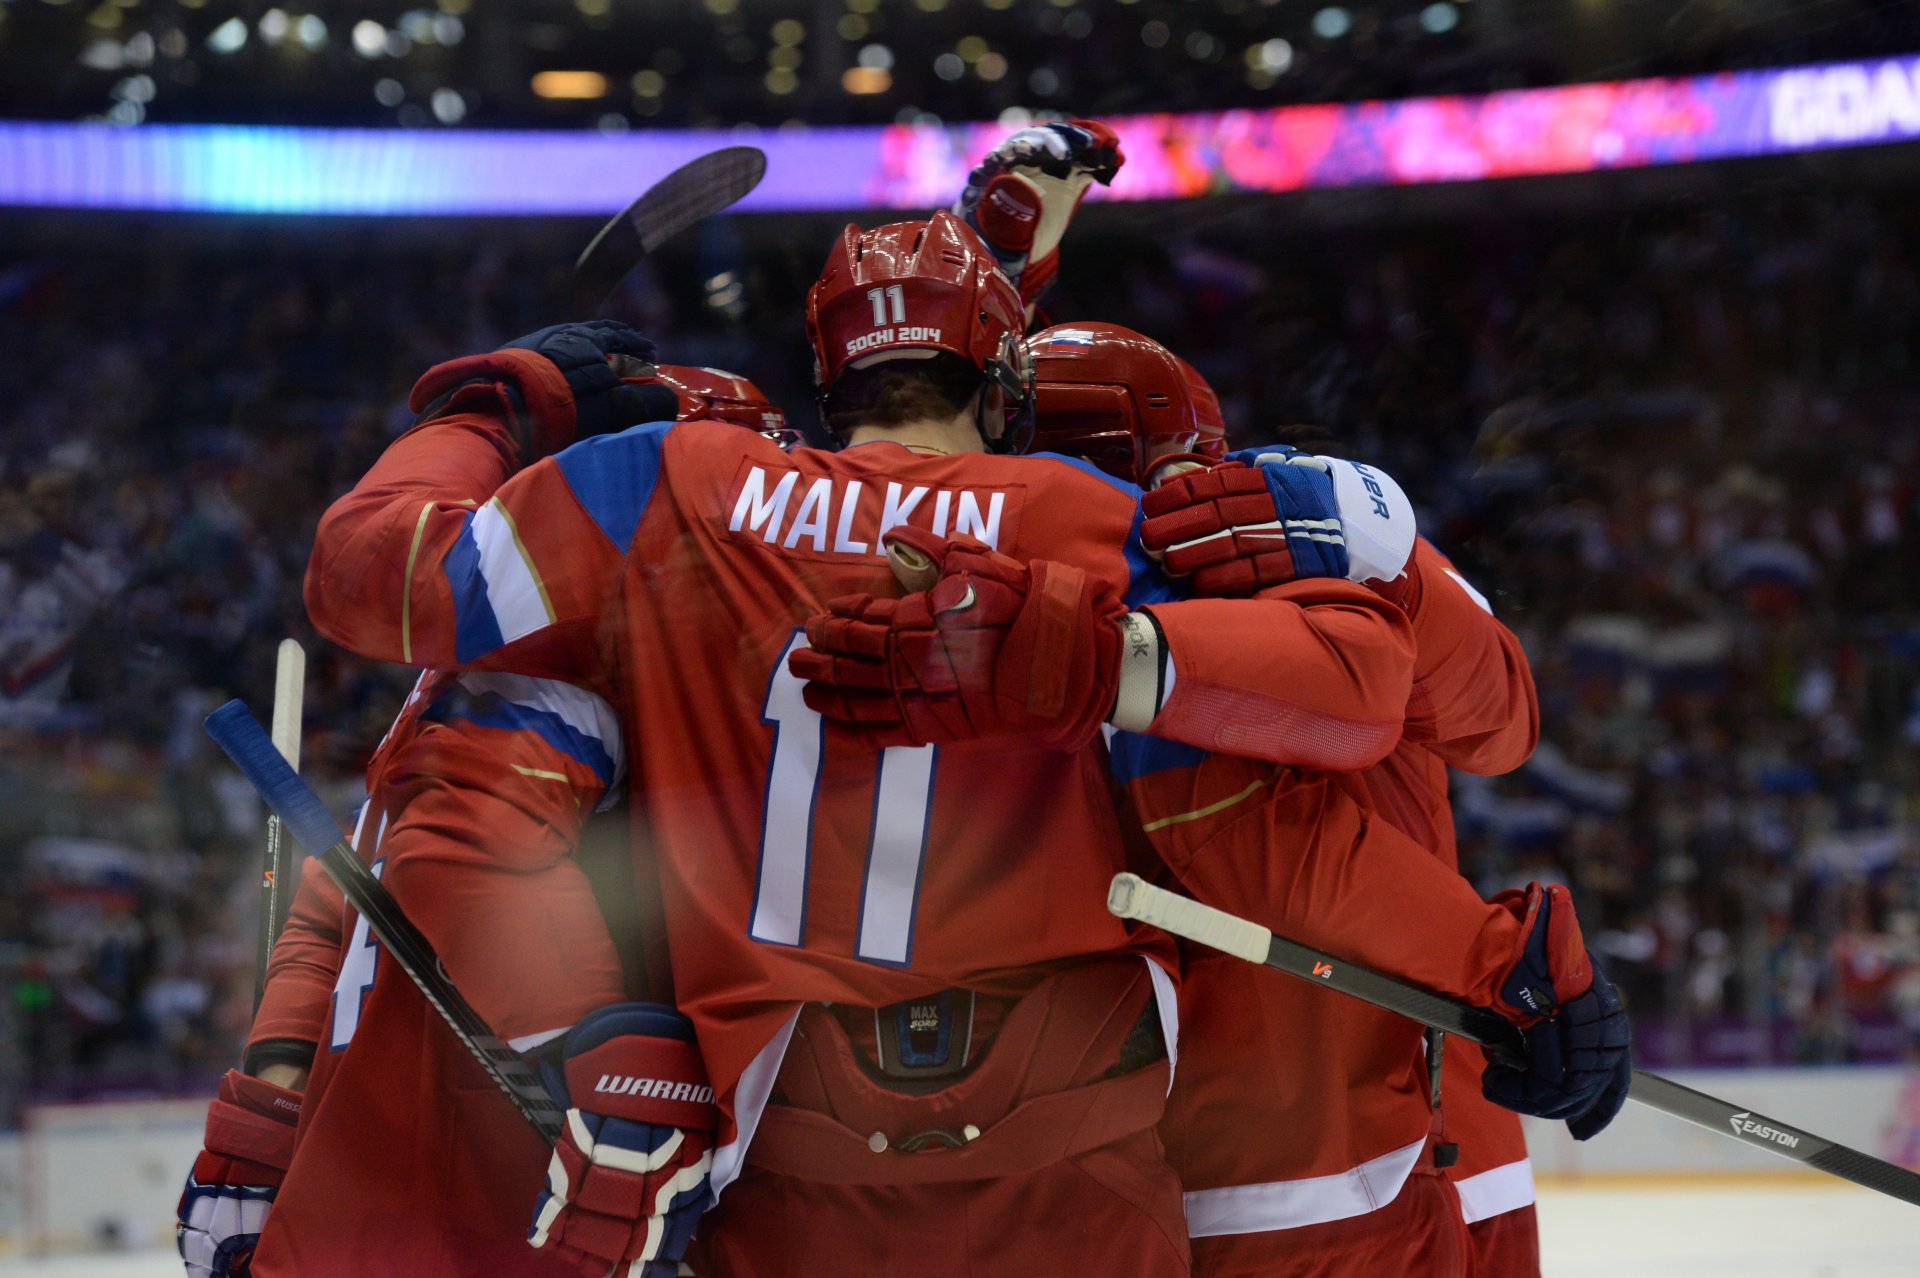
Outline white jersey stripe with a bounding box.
[469,498,555,646]
[709,1009,801,1198]
[454,670,627,787]
[1145,955,1179,1087]
[1182,1135,1427,1237]
[1453,1157,1535,1223]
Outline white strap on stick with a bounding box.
[1107,872,1272,964]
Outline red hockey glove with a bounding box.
[1141,448,1419,597]
[1140,451,1351,595]
[954,119,1123,309]
[177,1070,302,1278]
[1482,883,1633,1141]
[530,1003,717,1278]
[789,526,1127,751]
[406,320,667,463]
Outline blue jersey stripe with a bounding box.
[422,686,617,787]
[1108,729,1213,782]
[444,515,505,663]
[1025,452,1178,607]
[552,419,674,551]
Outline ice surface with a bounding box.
[0,1182,1913,1276]
[1534,1180,1918,1278]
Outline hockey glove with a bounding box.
[790,526,1128,752]
[954,119,1124,310]
[529,1003,717,1278]
[1482,883,1633,1141]
[1141,448,1417,595]
[406,320,669,463]
[176,1070,302,1278]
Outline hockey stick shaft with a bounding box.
[1108,873,1920,1207]
[208,699,564,1143]
[251,639,305,1012]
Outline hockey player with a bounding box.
[1016,325,1564,1272]
[801,328,1628,1276]
[301,212,1566,1276]
[179,667,667,1278]
[1139,440,1552,1277]
[1023,321,1227,484]
[179,356,792,1278]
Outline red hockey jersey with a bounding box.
[244,668,628,1276]
[303,411,1424,1187]
[1128,540,1539,1240]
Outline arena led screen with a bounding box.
[0,54,1916,214]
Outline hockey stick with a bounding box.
[1107,872,1920,1208]
[207,699,564,1144]
[250,639,305,1013]
[571,145,767,312]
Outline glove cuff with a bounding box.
[1109,611,1168,732]
[1024,561,1127,751]
[405,349,581,460]
[204,1069,301,1172]
[555,1002,719,1134]
[974,171,1043,257]
[1491,883,1596,1025]
[1318,457,1416,586]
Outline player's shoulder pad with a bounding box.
[1013,451,1179,605]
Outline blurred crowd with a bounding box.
[0,172,1916,1119]
[5,0,1916,132]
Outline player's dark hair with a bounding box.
[824,352,982,434]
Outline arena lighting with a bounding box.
[842,65,891,94]
[2,55,1919,214]
[531,70,609,99]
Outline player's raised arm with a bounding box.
[954,118,1124,320]
[304,321,664,669]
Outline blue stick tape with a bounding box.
[205,699,346,856]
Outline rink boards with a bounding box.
[2,1068,1914,1261]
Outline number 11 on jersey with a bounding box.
[750,632,937,966]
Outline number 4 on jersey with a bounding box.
[751,632,936,966]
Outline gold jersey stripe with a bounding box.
[401,501,437,665]
[512,764,571,784]
[1140,775,1270,833]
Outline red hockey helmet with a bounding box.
[1028,322,1222,484]
[638,363,799,448]
[805,210,1033,450]
[1175,355,1227,460]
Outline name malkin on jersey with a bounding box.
[728,464,1008,555]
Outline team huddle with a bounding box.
[175,121,1631,1278]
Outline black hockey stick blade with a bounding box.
[208,699,565,1144]
[1108,873,1920,1208]
[571,145,767,310]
